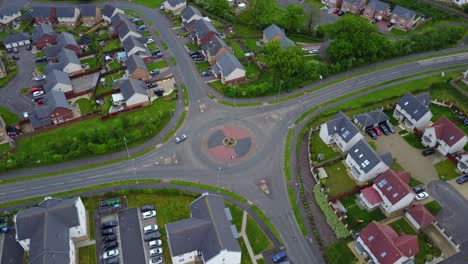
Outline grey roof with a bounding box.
[57,48,80,66]
[166,194,241,261]
[201,35,231,57]
[216,53,244,77]
[31,6,53,18]
[397,93,431,121]
[348,139,387,173]
[368,110,389,124]
[181,5,202,21]
[32,23,56,42]
[167,0,187,7]
[366,0,390,11]
[111,12,126,28]
[379,152,393,167]
[56,7,76,18]
[123,35,145,53]
[280,37,295,48]
[0,6,20,19]
[44,69,71,93]
[263,24,295,47]
[126,54,147,73]
[118,19,139,40]
[80,5,97,17]
[44,63,64,74]
[29,90,71,128]
[102,4,117,18]
[44,45,62,58]
[57,32,78,47]
[325,112,361,143]
[115,78,147,100]
[355,113,376,128]
[15,197,80,264]
[355,110,388,128]
[3,32,30,45]
[392,5,415,20]
[193,19,218,40]
[344,0,363,5]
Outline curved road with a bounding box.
[0,0,467,263]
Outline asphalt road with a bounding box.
[0,0,467,263]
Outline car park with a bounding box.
[148,239,162,248]
[201,71,212,77]
[103,241,119,251]
[12,55,19,60]
[384,123,395,133]
[33,75,46,81]
[141,205,155,213]
[422,148,435,156]
[415,192,429,201]
[103,257,119,264]
[147,82,158,88]
[366,129,377,140]
[144,231,161,241]
[412,186,425,194]
[379,124,390,135]
[372,127,382,136]
[150,69,160,75]
[102,220,119,229]
[103,249,119,259]
[103,234,117,242]
[175,134,187,143]
[272,251,287,263]
[149,256,163,264]
[149,248,163,256]
[33,91,44,97]
[143,224,158,234]
[142,210,156,219]
[456,175,468,184]
[102,228,116,236]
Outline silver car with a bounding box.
[175,134,187,143]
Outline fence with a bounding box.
[71,67,103,80]
[328,184,369,203]
[100,104,145,120]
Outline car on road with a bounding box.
[175,134,187,143]
[102,220,118,229]
[141,204,155,212]
[12,55,19,60]
[149,248,163,256]
[379,124,390,135]
[415,192,429,201]
[422,148,435,156]
[149,239,162,248]
[272,251,287,263]
[146,38,155,44]
[384,123,395,133]
[138,25,147,30]
[142,210,156,219]
[147,82,158,88]
[102,234,117,242]
[149,256,163,264]
[103,241,118,251]
[150,69,160,75]
[103,249,119,259]
[338,10,345,16]
[33,75,46,81]
[143,224,159,234]
[412,185,425,194]
[144,231,161,241]
[33,91,44,97]
[333,8,340,14]
[456,175,468,184]
[201,71,212,77]
[372,127,382,136]
[366,129,377,140]
[13,48,18,53]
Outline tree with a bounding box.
[463,4,468,14]
[280,5,306,32]
[248,0,281,28]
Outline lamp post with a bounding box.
[172,109,176,129]
[217,167,222,193]
[277,80,283,103]
[347,57,355,73]
[123,136,130,158]
[233,85,237,106]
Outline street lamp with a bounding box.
[123,136,130,158]
[172,109,176,129]
[133,158,138,184]
[277,80,284,103]
[347,57,355,73]
[217,167,222,193]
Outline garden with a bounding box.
[424,200,442,216]
[322,162,358,198]
[434,159,459,181]
[324,238,356,264]
[313,185,350,239]
[76,98,95,115]
[102,39,122,53]
[340,195,386,231]
[309,130,340,163]
[146,60,169,71]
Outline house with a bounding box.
[360,169,415,214]
[457,153,468,173]
[191,19,218,44]
[355,221,419,264]
[126,54,151,81]
[3,32,30,49]
[262,24,295,48]
[341,0,366,14]
[405,204,436,230]
[45,49,83,76]
[0,59,6,79]
[14,197,87,264]
[319,111,364,152]
[393,93,432,130]
[80,6,101,26]
[390,6,416,31]
[44,32,81,59]
[321,0,343,8]
[0,115,6,142]
[362,0,390,20]
[101,4,124,24]
[421,116,467,156]
[212,53,246,84]
[123,35,150,60]
[117,19,142,42]
[31,6,56,25]
[163,0,187,14]
[201,35,232,65]
[111,12,127,29]
[181,6,203,26]
[345,139,392,184]
[166,193,241,264]
[452,0,468,6]
[29,90,72,129]
[32,23,57,50]
[0,7,21,25]
[113,79,149,108]
[353,109,389,131]
[44,69,72,93]
[56,7,80,28]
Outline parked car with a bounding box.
[321,6,329,11]
[131,18,141,23]
[153,52,163,58]
[146,38,155,44]
[309,49,319,54]
[333,9,340,14]
[412,185,425,194]
[141,204,155,213]
[103,249,119,259]
[149,239,162,248]
[33,91,44,97]
[338,11,345,16]
[6,48,12,53]
[138,25,147,30]
[30,87,43,93]
[103,241,118,251]
[33,75,46,81]
[175,134,187,143]
[159,5,164,10]
[153,88,165,96]
[102,234,117,242]
[142,210,156,219]
[193,57,205,62]
[371,18,379,23]
[372,127,382,136]
[12,55,19,60]
[387,22,395,27]
[149,248,163,256]
[143,224,159,234]
[152,50,161,55]
[150,69,160,75]
[189,51,200,56]
[456,175,468,184]
[415,192,429,201]
[421,148,435,156]
[34,96,44,102]
[26,44,32,50]
[272,251,287,263]
[147,82,158,88]
[13,48,18,53]
[366,129,377,140]
[103,256,119,264]
[34,57,47,63]
[37,99,44,105]
[102,228,116,236]
[384,123,395,133]
[144,231,161,241]
[22,112,29,120]
[379,124,390,135]
[201,71,212,77]
[149,256,163,264]
[102,220,118,229]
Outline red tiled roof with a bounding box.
[374,169,414,205]
[407,204,436,229]
[361,187,383,206]
[431,116,466,147]
[396,171,410,184]
[359,221,419,264]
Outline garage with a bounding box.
[3,32,30,49]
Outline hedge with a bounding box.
[313,185,350,239]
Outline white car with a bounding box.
[149,247,163,256]
[33,75,46,81]
[309,49,319,54]
[415,192,429,201]
[175,134,187,143]
[142,210,156,219]
[159,5,164,10]
[33,91,44,97]
[103,249,119,259]
[146,38,154,44]
[149,239,162,248]
[143,224,159,233]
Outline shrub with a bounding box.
[313,185,350,239]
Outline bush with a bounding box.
[313,185,350,239]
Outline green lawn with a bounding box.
[434,159,459,181]
[76,98,94,115]
[325,239,356,264]
[239,237,252,264]
[424,200,442,216]
[455,79,468,93]
[0,143,11,154]
[288,35,321,44]
[134,0,163,8]
[36,63,46,74]
[409,176,424,187]
[97,31,110,41]
[245,215,274,255]
[309,130,341,162]
[341,195,386,231]
[195,61,211,73]
[108,60,121,70]
[147,43,158,51]
[233,24,262,37]
[102,38,122,52]
[185,42,199,52]
[0,106,19,125]
[384,109,399,125]
[35,51,45,58]
[431,80,468,113]
[242,38,260,52]
[402,133,426,149]
[231,42,245,59]
[95,83,113,97]
[80,57,98,71]
[287,186,307,236]
[243,61,259,79]
[429,104,458,122]
[322,162,358,198]
[146,60,168,70]
[389,218,417,235]
[226,202,243,230]
[78,244,96,264]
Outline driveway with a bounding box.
[448,178,468,200]
[373,132,439,184]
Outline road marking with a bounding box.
[89,175,100,179]
[69,179,80,182]
[51,182,64,186]
[143,164,152,168]
[31,186,45,190]
[10,189,25,193]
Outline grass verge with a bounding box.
[285,129,293,181]
[170,57,177,65]
[169,180,247,203]
[218,100,262,107]
[162,110,187,142]
[78,244,96,264]
[245,215,274,254]
[287,186,307,236]
[181,83,189,106]
[251,205,283,245]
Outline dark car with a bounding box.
[412,185,425,194]
[102,220,118,229]
[154,88,164,96]
[12,55,19,60]
[103,241,119,251]
[6,48,12,53]
[194,57,205,62]
[141,204,155,213]
[152,53,163,58]
[422,148,435,156]
[26,45,32,50]
[371,18,378,23]
[201,71,212,77]
[151,50,161,55]
[147,82,158,88]
[103,256,119,264]
[272,251,287,263]
[144,231,162,241]
[379,124,390,135]
[366,129,377,140]
[102,228,116,236]
[387,22,394,27]
[189,51,200,56]
[34,57,47,63]
[456,175,468,184]
[384,123,395,133]
[338,11,345,16]
[102,234,117,242]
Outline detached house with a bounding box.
[363,0,390,20]
[126,54,151,81]
[163,0,187,14]
[181,6,203,26]
[45,49,83,76]
[354,109,389,131]
[56,7,80,28]
[29,90,72,129]
[118,19,142,42]
[102,4,124,24]
[212,53,246,84]
[166,193,241,264]
[405,204,436,231]
[80,6,101,26]
[113,79,150,108]
[262,24,295,48]
[345,139,392,184]
[393,93,432,130]
[356,221,419,264]
[44,32,81,60]
[421,116,467,156]
[191,19,218,44]
[0,59,6,79]
[319,111,364,152]
[341,0,366,15]
[390,6,416,31]
[0,7,21,25]
[14,197,87,264]
[32,23,57,50]
[44,69,72,94]
[360,169,415,214]
[0,116,6,142]
[457,153,468,173]
[123,35,151,61]
[31,6,56,25]
[201,36,232,65]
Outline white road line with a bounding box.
[89,175,100,179]
[143,164,152,168]
[69,179,81,182]
[31,186,45,190]
[51,182,64,186]
[10,189,25,193]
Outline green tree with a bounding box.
[463,4,468,14]
[248,0,281,28]
[280,5,306,32]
